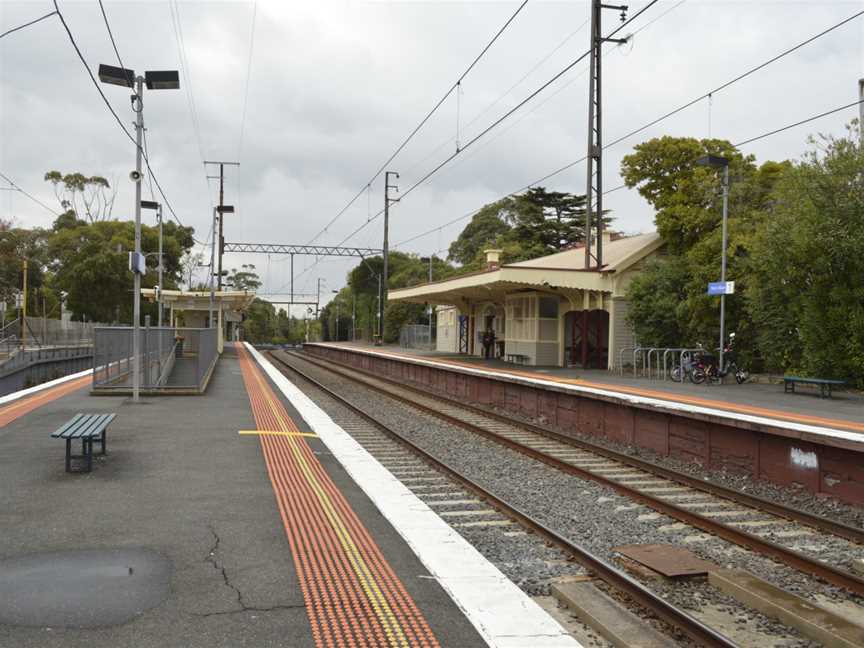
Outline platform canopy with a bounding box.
[390,232,662,308]
[140,289,256,313]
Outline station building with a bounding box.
[389,232,663,369]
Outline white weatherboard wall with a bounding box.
[246,344,581,648]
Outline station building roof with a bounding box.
[390,232,662,307]
[140,289,256,312]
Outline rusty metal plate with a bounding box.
[613,544,716,578]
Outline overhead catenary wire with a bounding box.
[395,98,864,252]
[97,0,125,71]
[330,0,662,250]
[305,0,531,246]
[0,171,61,217]
[0,10,57,40]
[392,8,864,250]
[51,0,194,236]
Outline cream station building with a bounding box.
[389,232,663,369]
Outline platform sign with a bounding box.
[707,281,735,296]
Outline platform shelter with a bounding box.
[140,289,255,353]
[389,232,663,369]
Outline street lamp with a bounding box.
[99,64,179,402]
[696,154,730,374]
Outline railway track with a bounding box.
[267,350,740,648]
[280,349,864,599]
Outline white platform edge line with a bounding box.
[0,367,92,406]
[246,343,582,648]
[312,344,863,444]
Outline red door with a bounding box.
[567,310,609,368]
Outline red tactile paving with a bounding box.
[237,344,440,648]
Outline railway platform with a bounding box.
[304,343,864,506]
[0,344,576,647]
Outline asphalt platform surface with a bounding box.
[0,346,486,648]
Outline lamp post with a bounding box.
[99,65,179,402]
[420,256,434,348]
[696,154,730,373]
[332,290,339,341]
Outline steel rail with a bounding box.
[285,349,864,598]
[267,351,740,648]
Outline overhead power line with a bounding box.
[97,0,125,71]
[305,0,531,246]
[0,171,61,217]
[0,10,57,40]
[332,0,662,251]
[394,98,864,251]
[392,8,864,250]
[52,0,189,232]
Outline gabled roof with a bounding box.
[389,231,663,306]
[506,232,662,273]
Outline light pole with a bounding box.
[351,291,356,342]
[420,256,434,348]
[696,154,730,373]
[99,65,179,402]
[332,290,339,341]
[140,201,163,327]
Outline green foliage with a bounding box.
[625,256,689,348]
[746,127,864,384]
[47,219,194,323]
[44,170,115,223]
[225,264,262,291]
[447,200,512,265]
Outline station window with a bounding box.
[539,297,558,319]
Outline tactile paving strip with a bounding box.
[237,345,440,648]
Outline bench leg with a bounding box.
[65,439,72,473]
[83,438,93,472]
[94,430,107,456]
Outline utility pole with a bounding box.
[584,1,628,269]
[157,204,163,327]
[859,78,864,145]
[352,291,356,342]
[132,75,144,402]
[381,171,399,342]
[316,278,322,317]
[21,258,27,348]
[209,207,217,328]
[204,160,239,291]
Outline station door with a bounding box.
[565,310,609,369]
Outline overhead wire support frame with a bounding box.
[223,243,382,257]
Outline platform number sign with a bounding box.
[707,281,735,296]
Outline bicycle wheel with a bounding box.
[691,368,706,384]
[671,366,683,382]
[735,368,750,384]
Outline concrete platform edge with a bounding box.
[246,343,582,648]
[0,367,91,406]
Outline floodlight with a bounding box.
[695,154,729,168]
[98,64,135,88]
[216,205,235,214]
[145,70,180,90]
[140,200,159,210]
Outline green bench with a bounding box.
[783,376,846,399]
[51,413,116,473]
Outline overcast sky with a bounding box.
[1,0,862,314]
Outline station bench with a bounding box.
[505,353,529,365]
[783,376,846,399]
[51,413,116,473]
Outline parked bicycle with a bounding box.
[691,334,749,385]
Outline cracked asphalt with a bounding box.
[0,347,484,648]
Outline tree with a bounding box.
[47,219,195,322]
[447,200,512,265]
[225,264,262,291]
[44,170,116,223]
[746,125,864,383]
[510,187,588,252]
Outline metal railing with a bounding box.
[93,327,218,393]
[618,346,705,380]
[399,324,435,350]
